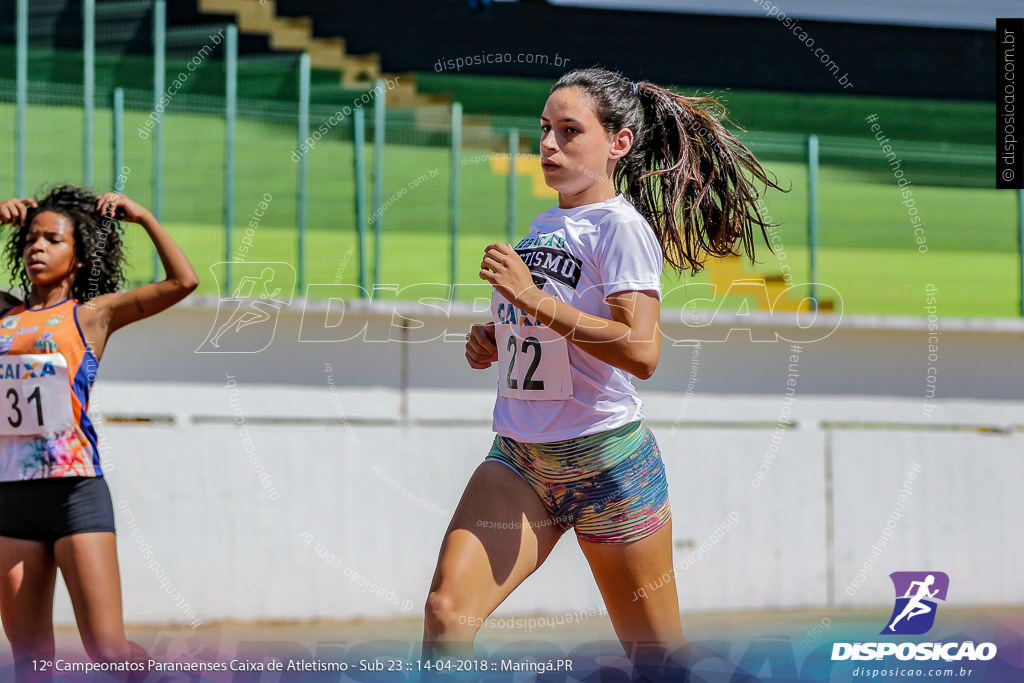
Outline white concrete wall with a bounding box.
[43,298,1024,625]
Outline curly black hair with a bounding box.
[5,185,126,302]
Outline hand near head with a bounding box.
[95,193,151,224]
[0,197,38,227]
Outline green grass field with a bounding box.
[156,226,1019,318]
[0,99,1017,318]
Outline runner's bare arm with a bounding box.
[481,243,660,379]
[0,197,35,307]
[80,193,198,338]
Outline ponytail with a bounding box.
[552,68,785,275]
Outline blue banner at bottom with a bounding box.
[1,608,1021,682]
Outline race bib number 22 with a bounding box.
[496,323,573,401]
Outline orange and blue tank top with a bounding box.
[0,299,100,481]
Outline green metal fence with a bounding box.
[2,0,1021,318]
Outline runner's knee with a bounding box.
[424,590,475,636]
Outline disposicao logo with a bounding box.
[832,571,998,662]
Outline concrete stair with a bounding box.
[710,254,834,312]
[197,0,441,107]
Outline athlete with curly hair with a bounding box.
[0,186,198,682]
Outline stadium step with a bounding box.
[711,254,834,312]
[488,153,557,200]
[196,0,439,108]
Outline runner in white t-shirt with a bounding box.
[423,67,782,673]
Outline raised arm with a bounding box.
[0,197,36,307]
[80,193,199,348]
[481,243,660,379]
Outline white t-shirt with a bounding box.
[490,194,663,443]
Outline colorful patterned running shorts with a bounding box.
[486,421,671,544]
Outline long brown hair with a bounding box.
[552,67,785,275]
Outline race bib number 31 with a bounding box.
[0,354,76,435]
[496,323,573,401]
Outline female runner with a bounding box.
[422,67,781,671]
[0,186,198,682]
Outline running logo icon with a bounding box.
[196,262,295,353]
[881,571,949,635]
